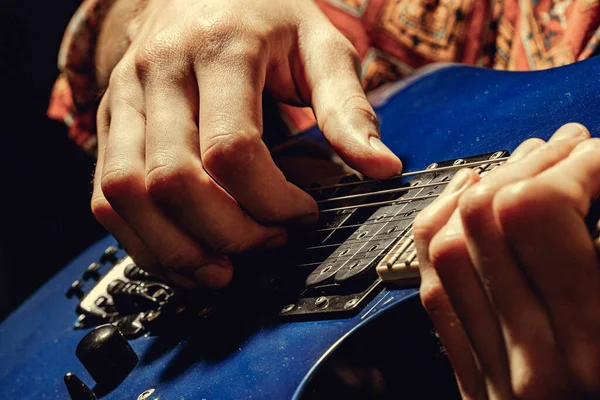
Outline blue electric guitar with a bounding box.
[2,59,600,400]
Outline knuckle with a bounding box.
[535,137,579,160]
[101,166,144,203]
[521,137,545,149]
[525,137,545,146]
[321,30,360,71]
[135,32,182,80]
[419,279,448,316]
[157,242,201,270]
[457,184,491,222]
[90,196,116,225]
[319,94,375,136]
[188,12,243,62]
[228,35,268,66]
[323,29,357,57]
[213,237,246,255]
[413,209,438,244]
[342,94,377,119]
[108,59,135,89]
[493,181,534,222]
[253,206,288,224]
[145,160,204,203]
[202,130,261,177]
[429,233,468,275]
[494,180,582,226]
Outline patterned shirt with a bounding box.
[48,0,600,155]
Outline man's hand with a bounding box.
[91,0,402,288]
[413,123,600,399]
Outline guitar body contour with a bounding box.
[1,59,600,400]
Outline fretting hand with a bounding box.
[414,123,600,399]
[91,0,402,288]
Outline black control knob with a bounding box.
[75,324,138,387]
[83,262,101,281]
[66,280,85,299]
[124,263,149,280]
[100,246,119,264]
[106,279,125,295]
[64,372,96,400]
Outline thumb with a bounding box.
[300,28,402,179]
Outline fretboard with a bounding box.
[279,151,509,319]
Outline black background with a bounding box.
[1,0,107,321]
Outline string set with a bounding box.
[316,179,451,204]
[318,192,441,213]
[296,157,509,269]
[312,211,425,233]
[296,228,411,268]
[306,157,508,193]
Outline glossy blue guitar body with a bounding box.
[2,58,600,400]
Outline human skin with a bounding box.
[414,123,600,399]
[92,2,600,394]
[91,0,403,288]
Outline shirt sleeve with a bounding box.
[47,0,117,157]
[49,0,600,156]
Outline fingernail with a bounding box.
[443,169,471,194]
[369,136,397,158]
[552,123,588,140]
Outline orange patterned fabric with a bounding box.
[48,0,117,155]
[49,0,600,151]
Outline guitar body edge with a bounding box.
[1,58,599,399]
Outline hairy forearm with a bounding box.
[95,0,148,90]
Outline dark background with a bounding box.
[1,0,107,321]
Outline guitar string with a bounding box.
[304,170,442,261]
[297,259,421,269]
[315,180,451,204]
[303,191,433,252]
[296,226,415,268]
[299,159,502,266]
[301,162,473,274]
[312,211,425,233]
[303,235,403,251]
[306,156,508,192]
[298,157,508,270]
[319,193,440,213]
[305,157,510,266]
[298,159,503,269]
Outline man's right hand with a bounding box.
[91,0,402,289]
